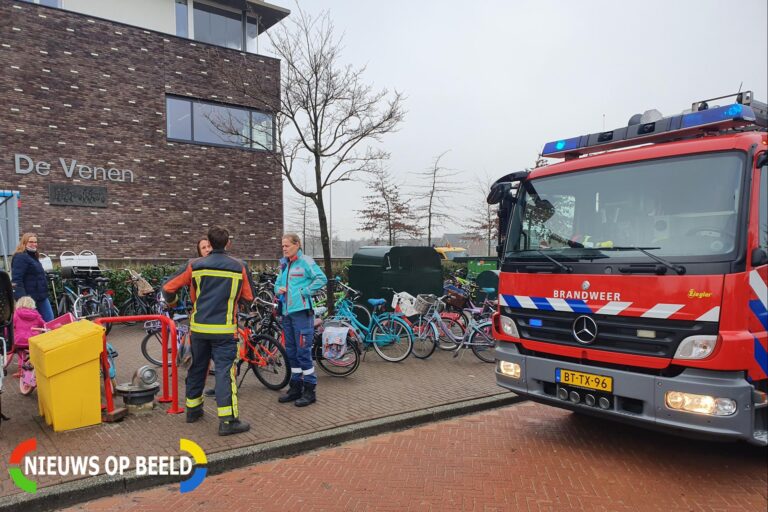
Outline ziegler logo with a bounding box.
[688,289,713,299]
[8,438,207,494]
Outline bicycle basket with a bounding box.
[444,285,469,309]
[129,270,154,297]
[414,294,438,315]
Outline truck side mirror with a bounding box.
[752,247,768,267]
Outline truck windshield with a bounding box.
[505,151,745,262]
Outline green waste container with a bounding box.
[348,246,443,305]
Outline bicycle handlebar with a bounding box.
[253,297,276,308]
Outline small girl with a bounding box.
[13,296,45,354]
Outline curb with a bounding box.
[0,392,524,512]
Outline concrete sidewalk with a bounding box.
[0,324,518,511]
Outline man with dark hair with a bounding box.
[163,225,255,436]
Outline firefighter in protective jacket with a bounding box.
[163,226,255,436]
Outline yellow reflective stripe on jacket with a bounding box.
[191,273,202,326]
[192,269,243,280]
[227,276,238,328]
[190,322,237,334]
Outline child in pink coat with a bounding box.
[13,296,45,351]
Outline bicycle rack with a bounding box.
[94,315,182,421]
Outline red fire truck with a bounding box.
[489,91,767,445]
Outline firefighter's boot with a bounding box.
[218,419,251,436]
[186,405,203,423]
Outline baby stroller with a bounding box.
[0,270,14,424]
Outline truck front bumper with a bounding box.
[495,343,767,446]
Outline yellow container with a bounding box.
[29,320,104,432]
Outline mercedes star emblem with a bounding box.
[582,280,591,291]
[572,315,598,344]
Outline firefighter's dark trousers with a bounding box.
[185,333,239,421]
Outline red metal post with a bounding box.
[94,315,183,416]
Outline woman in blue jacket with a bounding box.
[274,233,327,407]
[11,233,54,322]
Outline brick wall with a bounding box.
[0,0,284,260]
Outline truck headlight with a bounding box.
[665,391,736,416]
[499,315,519,338]
[673,335,717,360]
[498,361,521,379]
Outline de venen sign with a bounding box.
[14,153,135,183]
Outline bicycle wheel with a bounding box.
[315,329,361,377]
[100,298,118,335]
[410,316,437,359]
[257,289,275,304]
[119,298,143,325]
[469,321,496,363]
[370,315,413,362]
[250,334,290,390]
[351,304,371,328]
[140,331,170,367]
[436,316,464,351]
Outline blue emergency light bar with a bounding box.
[542,101,762,159]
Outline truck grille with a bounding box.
[503,307,718,359]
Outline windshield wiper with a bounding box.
[535,250,573,273]
[601,246,686,275]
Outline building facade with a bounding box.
[0,0,288,261]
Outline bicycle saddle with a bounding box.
[367,298,386,307]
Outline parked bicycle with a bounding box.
[328,279,413,362]
[313,307,361,377]
[234,310,290,390]
[140,305,191,368]
[117,269,159,323]
[53,272,118,334]
[251,268,278,305]
[412,294,495,363]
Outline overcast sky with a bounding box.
[275,0,768,240]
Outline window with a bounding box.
[760,165,768,250]
[251,112,273,151]
[166,96,275,151]
[506,152,746,260]
[167,97,192,140]
[193,2,243,51]
[175,0,189,38]
[193,102,250,147]
[246,17,260,53]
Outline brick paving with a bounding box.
[64,402,768,512]
[0,324,503,500]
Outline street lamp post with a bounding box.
[329,183,333,259]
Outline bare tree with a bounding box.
[412,151,459,246]
[358,167,421,245]
[209,7,405,309]
[463,173,498,257]
[285,192,321,256]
